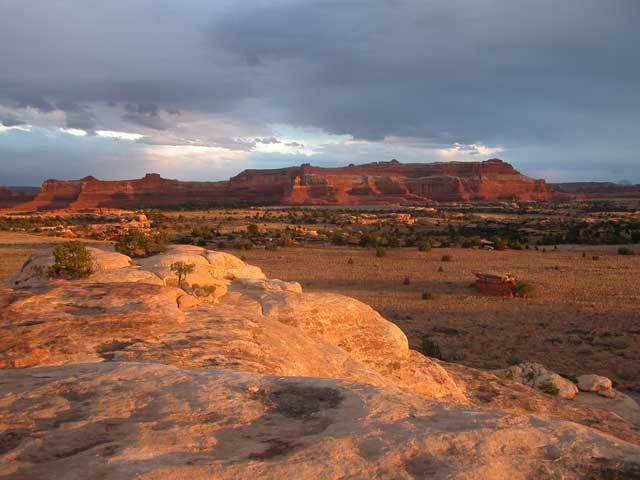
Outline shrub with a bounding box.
[418,241,432,252]
[438,266,444,272]
[233,239,254,250]
[537,382,560,396]
[278,231,295,247]
[515,280,534,298]
[403,276,411,285]
[420,336,444,360]
[375,246,386,257]
[115,229,168,258]
[506,355,521,366]
[48,241,94,279]
[592,255,600,260]
[347,257,354,265]
[170,261,195,285]
[493,237,507,250]
[265,242,278,252]
[421,291,433,300]
[191,283,217,297]
[247,223,259,235]
[441,254,452,262]
[617,247,634,255]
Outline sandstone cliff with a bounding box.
[0,186,38,209]
[1,245,639,479]
[8,159,555,211]
[552,182,640,199]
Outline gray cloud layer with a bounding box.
[1,0,639,184]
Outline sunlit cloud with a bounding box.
[96,130,145,141]
[59,128,88,137]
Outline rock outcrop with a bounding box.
[3,362,640,480]
[2,246,640,478]
[552,182,640,199]
[0,186,38,208]
[8,159,555,211]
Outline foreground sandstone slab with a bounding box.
[1,362,639,480]
[2,245,640,478]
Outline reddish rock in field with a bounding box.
[474,271,517,297]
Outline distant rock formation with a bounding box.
[0,186,38,208]
[2,245,640,478]
[6,159,554,211]
[551,182,640,199]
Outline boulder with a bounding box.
[235,278,302,293]
[6,246,133,288]
[577,374,613,393]
[496,362,579,399]
[177,293,199,309]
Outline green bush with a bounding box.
[191,283,217,297]
[420,336,444,360]
[375,246,386,257]
[233,239,254,250]
[537,382,560,396]
[506,355,522,366]
[421,292,433,300]
[515,280,534,298]
[493,237,507,250]
[265,242,278,252]
[170,261,195,285]
[48,241,94,279]
[115,229,168,258]
[418,241,432,252]
[617,247,634,255]
[441,254,452,262]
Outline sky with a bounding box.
[1,0,639,186]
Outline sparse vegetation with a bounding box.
[441,254,452,262]
[421,291,433,300]
[170,261,195,285]
[403,276,411,285]
[617,247,634,255]
[420,336,444,360]
[191,283,217,297]
[418,241,431,252]
[115,229,168,258]
[537,382,560,396]
[514,281,534,298]
[376,246,386,257]
[506,355,522,366]
[47,241,94,279]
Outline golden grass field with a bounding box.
[2,231,638,389]
[234,244,640,388]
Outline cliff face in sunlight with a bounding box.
[7,159,555,211]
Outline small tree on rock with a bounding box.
[48,241,94,279]
[171,261,195,286]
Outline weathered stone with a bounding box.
[1,363,639,480]
[177,294,199,309]
[577,374,613,393]
[496,362,579,399]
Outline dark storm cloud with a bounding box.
[0,0,639,183]
[1,113,25,127]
